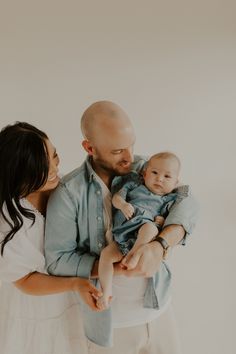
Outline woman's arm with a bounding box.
[14,272,102,311]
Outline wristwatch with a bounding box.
[155,236,170,260]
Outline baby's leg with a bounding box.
[97,241,123,310]
[122,222,158,270]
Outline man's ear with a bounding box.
[82,140,94,156]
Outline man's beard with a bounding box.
[95,157,132,177]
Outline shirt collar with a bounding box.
[85,156,96,183]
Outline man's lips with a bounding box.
[119,162,131,168]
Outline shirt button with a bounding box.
[96,190,101,195]
[98,242,103,248]
[97,216,102,221]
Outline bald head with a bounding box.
[80,101,135,180]
[81,100,133,143]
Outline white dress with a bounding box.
[0,199,87,354]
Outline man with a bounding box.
[45,101,198,353]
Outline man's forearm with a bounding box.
[46,251,96,279]
[158,224,185,247]
[163,192,199,235]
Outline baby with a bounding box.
[97,152,186,310]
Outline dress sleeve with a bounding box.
[0,224,45,283]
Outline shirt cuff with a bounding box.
[76,253,97,278]
[163,215,196,246]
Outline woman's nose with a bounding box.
[50,161,59,175]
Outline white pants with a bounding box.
[80,306,182,354]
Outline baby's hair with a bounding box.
[148,151,181,172]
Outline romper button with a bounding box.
[96,190,101,195]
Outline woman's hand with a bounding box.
[72,277,103,311]
[14,272,102,312]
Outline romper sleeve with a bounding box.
[116,172,141,200]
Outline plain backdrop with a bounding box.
[0,1,235,353]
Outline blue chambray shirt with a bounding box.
[45,155,199,347]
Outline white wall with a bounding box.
[0,1,235,353]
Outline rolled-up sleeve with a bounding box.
[163,192,200,244]
[45,184,96,278]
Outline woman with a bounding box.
[0,122,101,354]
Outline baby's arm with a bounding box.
[112,192,134,220]
[154,215,165,229]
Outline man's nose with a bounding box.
[122,148,133,162]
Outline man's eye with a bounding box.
[112,150,123,154]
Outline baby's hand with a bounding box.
[154,215,165,228]
[120,202,135,220]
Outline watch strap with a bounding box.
[155,236,169,259]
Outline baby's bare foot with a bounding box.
[121,253,138,270]
[96,295,112,311]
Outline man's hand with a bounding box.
[120,202,135,220]
[121,241,164,277]
[121,225,185,276]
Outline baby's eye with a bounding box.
[165,175,171,178]
[152,171,158,175]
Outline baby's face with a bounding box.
[143,157,179,195]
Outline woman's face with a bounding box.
[39,139,60,192]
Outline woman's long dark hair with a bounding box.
[0,122,49,255]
